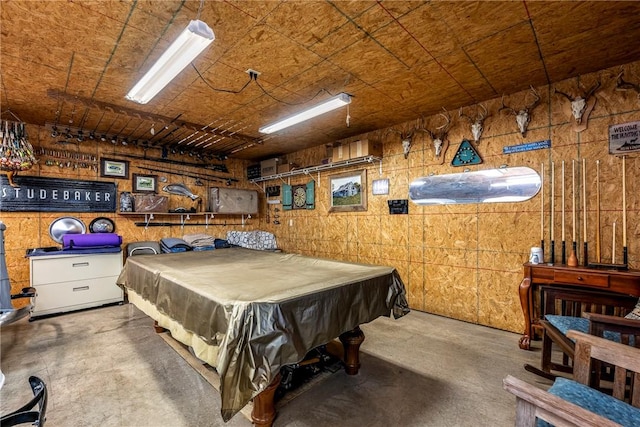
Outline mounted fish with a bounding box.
[163,183,199,200]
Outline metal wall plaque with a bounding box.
[0,176,117,212]
[409,167,541,205]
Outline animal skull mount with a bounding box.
[385,127,415,159]
[554,79,600,132]
[418,108,452,159]
[616,70,640,103]
[402,139,411,159]
[459,104,489,143]
[499,86,541,137]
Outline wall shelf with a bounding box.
[249,156,382,186]
[118,212,211,216]
[118,212,251,229]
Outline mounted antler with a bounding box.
[459,103,489,143]
[616,70,640,100]
[417,108,452,158]
[499,86,540,137]
[553,79,601,125]
[385,121,416,159]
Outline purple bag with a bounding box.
[62,233,122,249]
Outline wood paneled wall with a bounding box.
[2,62,639,334]
[266,62,640,333]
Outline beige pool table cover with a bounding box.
[116,247,409,421]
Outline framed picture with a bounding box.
[132,173,157,193]
[329,169,367,212]
[100,158,129,179]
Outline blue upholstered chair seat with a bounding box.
[537,377,640,427]
[545,314,633,345]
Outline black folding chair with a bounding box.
[1,221,48,425]
[1,376,48,426]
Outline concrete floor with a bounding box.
[0,303,550,426]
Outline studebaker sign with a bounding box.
[0,176,117,212]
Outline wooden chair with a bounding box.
[524,286,639,381]
[504,330,640,426]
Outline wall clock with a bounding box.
[451,139,482,167]
[292,185,307,209]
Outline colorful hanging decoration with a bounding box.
[0,120,38,186]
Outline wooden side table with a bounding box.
[518,263,640,349]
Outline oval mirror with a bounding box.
[409,166,541,205]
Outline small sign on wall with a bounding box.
[503,139,551,155]
[372,179,389,195]
[609,120,640,154]
[388,199,408,214]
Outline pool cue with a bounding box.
[568,160,578,266]
[550,161,555,264]
[540,163,545,260]
[583,159,588,266]
[612,221,616,264]
[561,160,566,264]
[595,160,601,263]
[622,156,627,265]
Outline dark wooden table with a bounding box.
[518,263,640,349]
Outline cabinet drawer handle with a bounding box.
[72,262,90,268]
[73,286,90,292]
[576,276,583,281]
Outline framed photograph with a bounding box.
[100,158,129,179]
[132,173,157,193]
[329,169,367,212]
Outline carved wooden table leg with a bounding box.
[518,278,532,350]
[252,373,281,427]
[339,326,365,375]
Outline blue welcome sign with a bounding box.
[503,139,551,155]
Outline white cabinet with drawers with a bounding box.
[30,251,124,318]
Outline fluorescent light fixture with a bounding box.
[259,92,351,134]
[126,20,214,104]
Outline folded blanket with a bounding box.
[182,233,216,247]
[192,245,215,251]
[160,237,192,253]
[28,246,122,257]
[161,245,187,253]
[214,239,230,249]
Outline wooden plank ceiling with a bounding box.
[2,0,640,161]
